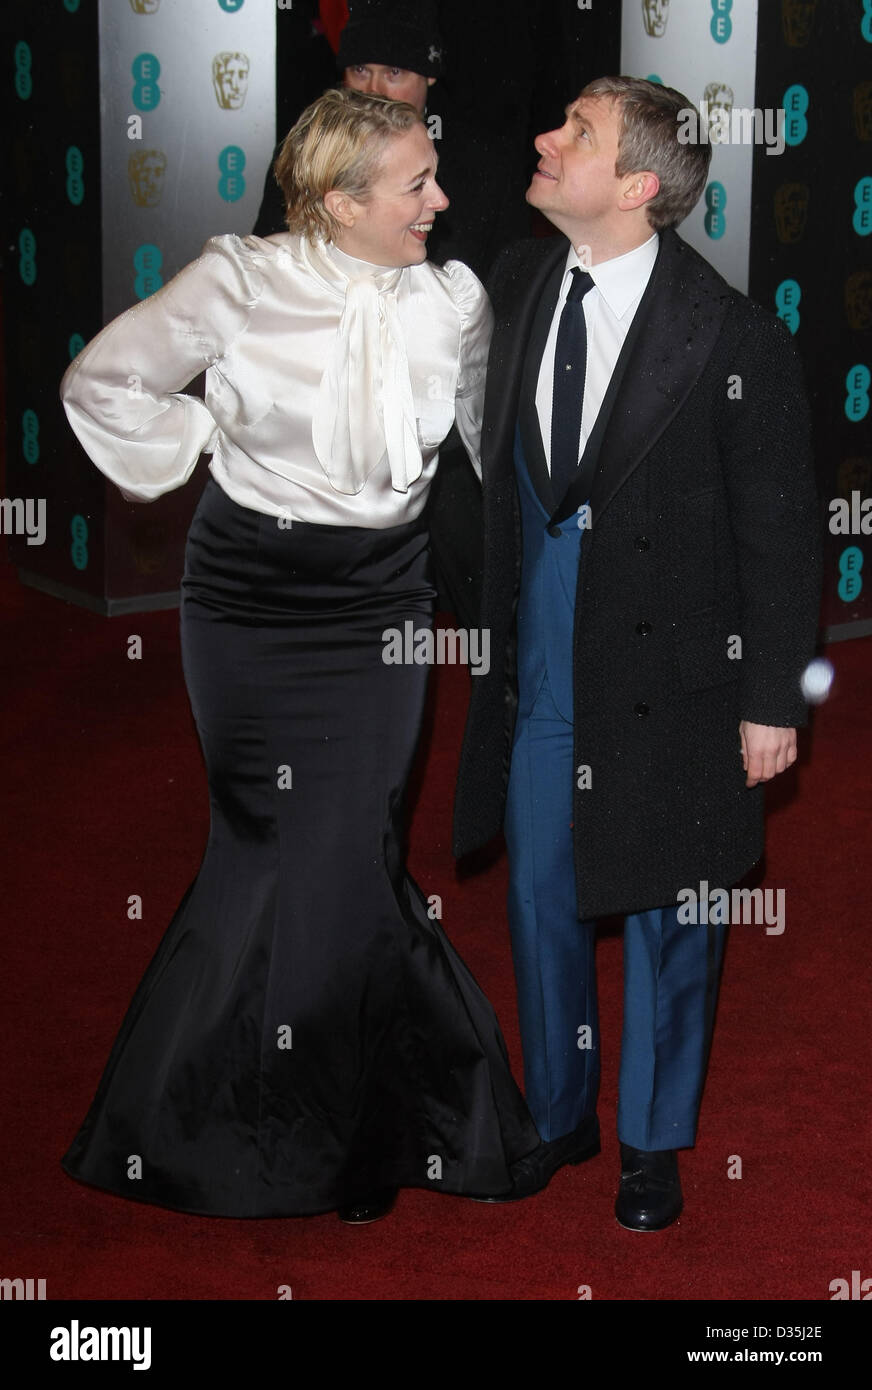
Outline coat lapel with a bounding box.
[482,238,568,484]
[518,255,566,513]
[550,228,735,526]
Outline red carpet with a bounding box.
[1,556,869,1302]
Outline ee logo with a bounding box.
[134,243,163,299]
[14,41,32,100]
[218,145,245,202]
[66,146,84,206]
[132,53,161,112]
[710,0,732,44]
[19,229,36,285]
[704,181,726,240]
[845,364,870,422]
[838,546,863,602]
[218,0,245,10]
[71,515,89,572]
[783,85,809,146]
[775,279,801,334]
[863,0,872,42]
[853,177,872,236]
[69,333,85,359]
[22,410,39,465]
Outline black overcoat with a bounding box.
[452,228,822,919]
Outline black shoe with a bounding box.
[614,1143,683,1231]
[473,1116,601,1203]
[337,1188,397,1225]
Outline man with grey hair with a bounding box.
[453,77,821,1229]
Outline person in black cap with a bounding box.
[254,0,529,282]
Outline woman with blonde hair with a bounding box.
[60,88,539,1224]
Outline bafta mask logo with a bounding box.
[213,52,250,110]
[703,83,734,144]
[854,82,872,142]
[128,149,167,207]
[837,456,872,496]
[845,271,872,333]
[641,0,669,37]
[774,182,809,243]
[130,0,161,12]
[129,518,168,576]
[781,0,817,47]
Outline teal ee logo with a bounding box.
[775,279,801,334]
[68,333,85,359]
[132,53,161,111]
[218,145,245,202]
[134,243,163,299]
[863,0,872,42]
[63,0,80,11]
[218,0,245,10]
[19,229,36,286]
[704,181,726,239]
[783,84,808,145]
[837,546,863,602]
[22,410,39,465]
[71,514,89,571]
[845,364,870,422]
[646,74,663,85]
[14,41,32,100]
[710,0,732,43]
[66,146,84,206]
[853,177,872,236]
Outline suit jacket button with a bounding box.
[634,535,650,550]
[547,523,562,538]
[634,702,650,716]
[635,621,653,635]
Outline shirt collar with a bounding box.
[566,232,659,319]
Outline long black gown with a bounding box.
[61,476,540,1217]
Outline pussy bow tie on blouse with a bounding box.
[303,237,423,495]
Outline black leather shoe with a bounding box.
[337,1188,397,1225]
[614,1144,683,1231]
[473,1116,601,1203]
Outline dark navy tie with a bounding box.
[550,267,595,502]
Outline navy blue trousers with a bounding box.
[504,672,726,1150]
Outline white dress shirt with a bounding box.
[61,232,493,528]
[535,233,659,472]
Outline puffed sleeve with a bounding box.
[442,259,494,481]
[60,235,264,502]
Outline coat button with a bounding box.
[635,621,653,636]
[547,524,562,538]
[634,702,650,716]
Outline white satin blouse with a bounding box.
[60,232,493,528]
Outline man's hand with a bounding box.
[739,721,797,787]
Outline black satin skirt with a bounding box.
[61,478,538,1217]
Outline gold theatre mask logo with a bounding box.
[838,456,872,498]
[854,83,872,142]
[213,53,250,110]
[130,0,161,13]
[845,271,872,333]
[702,83,734,144]
[128,149,167,207]
[774,182,809,243]
[641,0,669,38]
[781,0,817,47]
